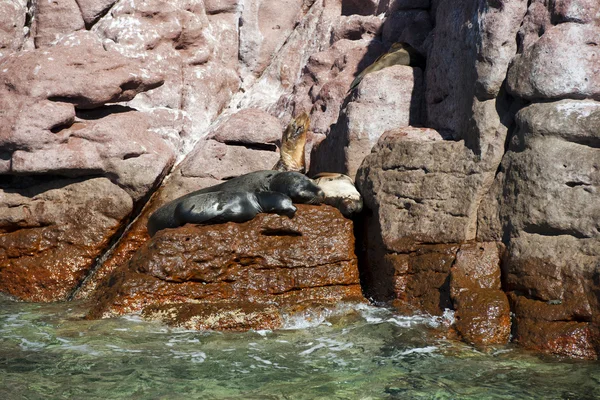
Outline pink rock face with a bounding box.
[239,0,307,81]
[551,0,600,24]
[209,108,282,146]
[93,0,241,153]
[34,0,85,47]
[0,0,28,57]
[508,23,600,101]
[76,0,119,26]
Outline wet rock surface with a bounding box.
[87,205,365,330]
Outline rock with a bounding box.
[239,0,307,81]
[34,0,85,47]
[382,244,457,315]
[178,139,280,180]
[551,0,600,24]
[75,0,118,26]
[389,0,430,10]
[331,14,383,42]
[74,107,286,299]
[479,99,600,359]
[450,242,503,297]
[426,0,527,135]
[341,0,379,16]
[510,293,599,359]
[209,108,282,146]
[234,0,341,113]
[449,243,510,346]
[453,289,511,346]
[312,65,423,178]
[93,0,240,154]
[0,0,28,57]
[498,101,600,239]
[290,38,385,137]
[508,23,600,101]
[0,31,163,108]
[0,32,174,201]
[381,9,432,54]
[356,128,488,251]
[87,205,365,331]
[0,178,132,302]
[516,0,551,53]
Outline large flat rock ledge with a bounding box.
[87,205,365,331]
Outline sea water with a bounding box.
[1,298,599,399]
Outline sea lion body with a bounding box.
[148,191,297,237]
[348,42,425,92]
[147,171,324,236]
[273,113,310,173]
[313,173,363,217]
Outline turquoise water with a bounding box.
[1,298,599,400]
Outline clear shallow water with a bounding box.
[1,299,599,400]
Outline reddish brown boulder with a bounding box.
[453,290,511,346]
[87,205,365,330]
[511,294,599,359]
[0,178,132,302]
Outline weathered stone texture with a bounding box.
[0,178,132,302]
[87,205,365,330]
[508,23,600,101]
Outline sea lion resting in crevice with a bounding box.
[147,171,324,236]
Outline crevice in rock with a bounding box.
[260,228,302,237]
[68,165,174,300]
[22,0,36,49]
[522,224,589,239]
[565,181,590,188]
[222,141,278,152]
[75,105,137,120]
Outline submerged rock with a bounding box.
[87,205,365,330]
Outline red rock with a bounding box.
[513,318,599,360]
[87,205,365,330]
[453,289,511,346]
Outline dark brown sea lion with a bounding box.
[147,170,324,236]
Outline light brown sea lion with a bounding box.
[273,112,310,173]
[312,172,363,217]
[348,42,425,92]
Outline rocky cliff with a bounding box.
[0,0,598,358]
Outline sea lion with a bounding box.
[313,173,363,217]
[147,170,324,236]
[273,113,310,173]
[348,42,425,92]
[147,191,297,237]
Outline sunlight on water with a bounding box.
[1,298,599,399]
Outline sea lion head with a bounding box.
[269,171,325,204]
[255,191,297,218]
